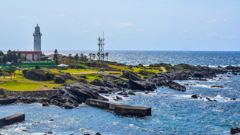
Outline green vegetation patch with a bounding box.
[80,73,103,82]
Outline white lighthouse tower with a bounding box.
[33,24,42,51]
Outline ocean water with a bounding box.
[44,51,240,67]
[0,51,240,135]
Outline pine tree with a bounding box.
[54,49,59,65]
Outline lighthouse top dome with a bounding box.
[35,24,40,28]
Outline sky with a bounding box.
[0,0,239,51]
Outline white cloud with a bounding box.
[207,32,221,40]
[116,22,132,27]
[81,30,88,33]
[205,19,227,23]
[110,21,132,27]
[56,14,66,17]
[18,16,28,19]
[205,19,218,23]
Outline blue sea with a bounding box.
[0,51,240,135]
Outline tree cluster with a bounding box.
[0,50,22,64]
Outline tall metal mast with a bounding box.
[97,32,105,62]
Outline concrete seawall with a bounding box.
[0,114,25,128]
[0,99,17,105]
[86,99,151,116]
[0,89,57,98]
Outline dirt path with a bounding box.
[161,67,167,72]
[72,71,119,75]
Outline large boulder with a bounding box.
[90,79,104,86]
[122,71,142,81]
[78,78,89,84]
[128,80,155,91]
[54,75,66,84]
[167,81,186,92]
[23,69,54,81]
[192,71,204,78]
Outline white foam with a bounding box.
[78,128,95,134]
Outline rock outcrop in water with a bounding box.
[231,127,240,134]
[12,83,108,109]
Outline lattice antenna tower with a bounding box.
[102,32,105,61]
[98,37,101,61]
[97,32,105,61]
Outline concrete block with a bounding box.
[86,99,109,109]
[86,98,151,116]
[0,118,6,128]
[5,114,25,126]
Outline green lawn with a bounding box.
[0,75,61,91]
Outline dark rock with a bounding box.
[122,71,141,81]
[118,91,128,96]
[84,134,90,135]
[206,97,217,102]
[22,129,29,132]
[128,90,136,95]
[230,98,237,101]
[191,95,198,99]
[206,97,211,101]
[145,91,149,94]
[78,75,87,79]
[42,103,49,107]
[114,96,123,101]
[78,78,89,84]
[90,79,104,86]
[54,75,66,84]
[231,127,240,134]
[23,69,54,81]
[53,87,59,89]
[167,81,186,92]
[45,131,53,134]
[44,85,48,87]
[128,80,155,91]
[98,87,109,93]
[192,71,204,78]
[116,82,124,87]
[211,85,224,88]
[95,133,101,135]
[232,72,237,75]
[49,119,54,121]
[101,75,108,82]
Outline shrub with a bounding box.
[139,70,156,76]
[35,65,40,69]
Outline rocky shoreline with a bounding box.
[0,64,239,109]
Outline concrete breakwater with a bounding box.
[0,114,25,128]
[86,99,151,116]
[0,89,57,98]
